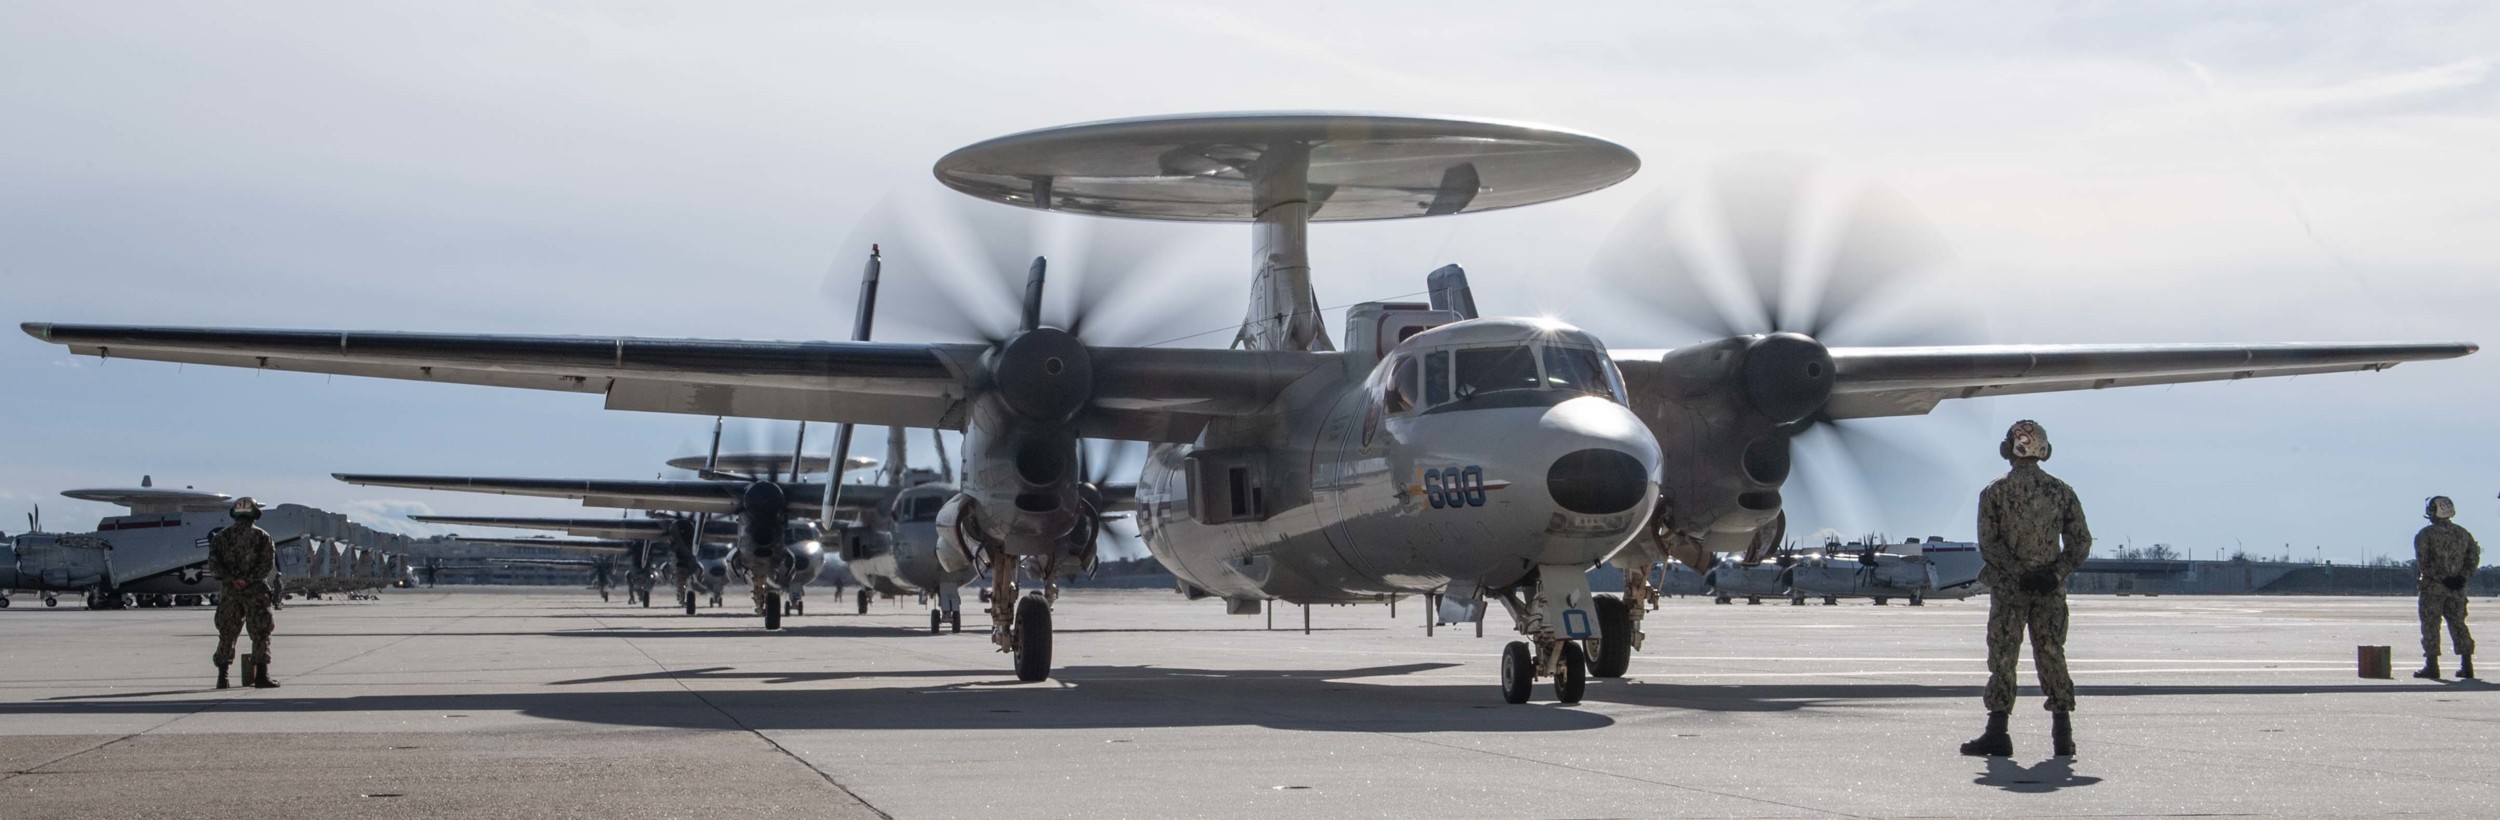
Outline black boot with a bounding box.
[250,658,279,689]
[1958,711,2012,757]
[2051,711,2076,757]
[2459,655,2475,680]
[215,663,230,690]
[2416,657,2443,680]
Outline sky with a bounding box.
[2,1,2495,564]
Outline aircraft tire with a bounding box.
[46,595,60,608]
[929,609,943,634]
[1012,594,1052,682]
[857,588,871,615]
[763,593,783,631]
[1589,595,1633,678]
[1499,641,1534,704]
[1556,641,1588,704]
[0,596,9,608]
[684,591,697,616]
[950,610,961,633]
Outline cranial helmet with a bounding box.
[230,496,264,520]
[1999,419,2052,462]
[2428,496,2456,521]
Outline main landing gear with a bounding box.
[1492,566,1597,704]
[929,585,964,634]
[984,550,1056,682]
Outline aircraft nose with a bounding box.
[1547,448,1648,514]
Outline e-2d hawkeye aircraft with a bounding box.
[1784,537,1984,606]
[1702,536,1983,606]
[415,512,737,608]
[22,112,2475,704]
[345,434,864,628]
[3,481,414,608]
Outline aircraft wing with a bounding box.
[407,515,737,539]
[450,537,640,553]
[1818,341,2475,418]
[336,474,894,514]
[20,324,1334,441]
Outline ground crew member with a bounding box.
[1961,420,2090,758]
[208,497,280,689]
[2415,496,2478,680]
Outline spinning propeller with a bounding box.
[1592,154,1987,534]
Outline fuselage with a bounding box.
[1785,541,1985,600]
[1138,317,1662,604]
[848,483,975,596]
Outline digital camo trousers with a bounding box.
[212,591,274,667]
[1984,592,2075,713]
[2420,588,2473,659]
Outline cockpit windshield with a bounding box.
[1385,338,1627,415]
[1540,345,1614,396]
[1453,346,1544,398]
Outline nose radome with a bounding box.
[1547,448,1648,514]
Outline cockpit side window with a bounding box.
[1425,351,1450,405]
[1453,346,1543,399]
[1385,355,1418,413]
[1540,345,1616,399]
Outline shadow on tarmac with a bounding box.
[1588,679,2474,712]
[1974,757,2101,792]
[0,662,1618,733]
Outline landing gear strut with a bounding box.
[1492,565,1596,704]
[986,549,1057,682]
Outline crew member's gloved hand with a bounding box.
[2018,569,2060,595]
[2442,576,2467,592]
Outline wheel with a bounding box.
[950,610,962,634]
[1499,641,1534,704]
[642,591,651,608]
[45,596,59,607]
[1909,592,1925,606]
[1713,595,1730,605]
[763,593,783,630]
[857,588,871,615]
[1873,597,1889,606]
[684,591,697,616]
[930,609,943,634]
[1589,594,1633,678]
[790,598,803,616]
[1746,596,1761,605]
[1012,594,1053,682]
[1556,641,1588,704]
[0,596,9,608]
[1824,596,1838,606]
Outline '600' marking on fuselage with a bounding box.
[1418,466,1513,509]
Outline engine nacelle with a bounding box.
[933,493,980,574]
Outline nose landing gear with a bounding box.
[1493,565,1598,704]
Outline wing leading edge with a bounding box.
[22,323,1334,441]
[1819,341,2476,418]
[336,474,897,515]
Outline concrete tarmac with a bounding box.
[2,587,2495,818]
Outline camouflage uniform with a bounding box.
[1976,461,2092,712]
[2416,520,2480,661]
[209,523,277,669]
